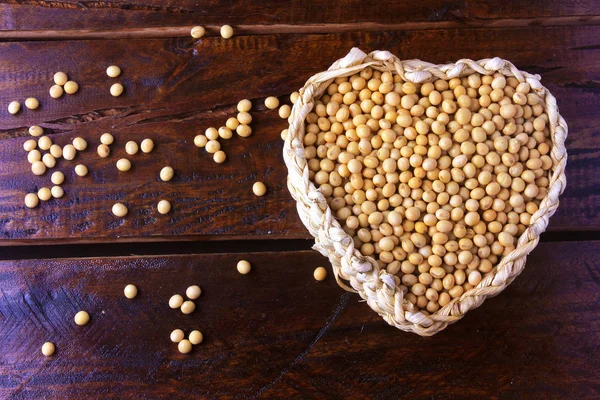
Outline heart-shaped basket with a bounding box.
[283,48,568,336]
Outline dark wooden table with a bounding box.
[1,2,599,399]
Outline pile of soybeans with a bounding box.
[303,68,552,314]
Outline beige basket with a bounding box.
[283,48,568,336]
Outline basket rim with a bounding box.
[283,48,568,336]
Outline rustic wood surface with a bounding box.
[0,242,599,399]
[1,25,599,243]
[1,1,599,399]
[1,0,599,32]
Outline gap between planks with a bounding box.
[1,16,600,41]
[0,232,597,261]
[0,239,315,260]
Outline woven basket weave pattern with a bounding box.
[283,48,568,336]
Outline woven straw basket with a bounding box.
[283,48,568,336]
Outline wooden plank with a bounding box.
[3,17,600,41]
[0,242,598,398]
[0,0,599,32]
[0,26,599,244]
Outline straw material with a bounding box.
[283,48,568,336]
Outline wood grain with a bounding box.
[0,25,599,244]
[0,242,598,399]
[3,17,600,41]
[1,0,599,32]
